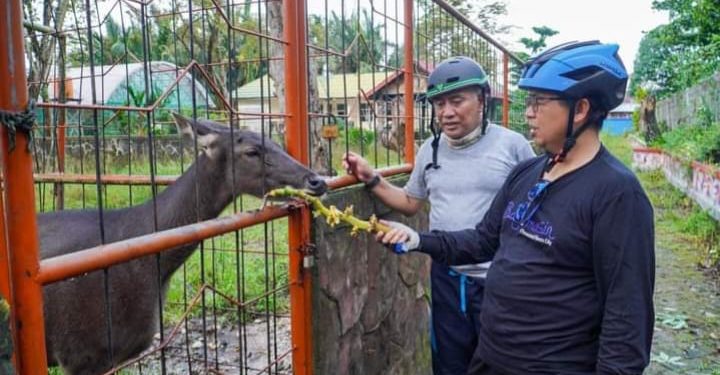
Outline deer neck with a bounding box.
[152,154,236,279]
[155,154,235,227]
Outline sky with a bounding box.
[498,0,670,74]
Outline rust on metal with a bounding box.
[403,0,415,164]
[284,0,313,372]
[0,0,48,372]
[33,173,178,185]
[36,204,293,285]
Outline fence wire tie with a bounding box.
[0,100,36,152]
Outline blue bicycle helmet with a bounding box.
[425,56,492,169]
[519,41,628,171]
[519,40,627,111]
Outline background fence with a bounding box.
[1,0,526,373]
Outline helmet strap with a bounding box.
[544,99,595,173]
[426,105,441,170]
[481,93,489,135]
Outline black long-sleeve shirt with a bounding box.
[418,146,655,374]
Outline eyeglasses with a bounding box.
[512,179,550,227]
[524,95,566,113]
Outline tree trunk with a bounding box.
[640,95,661,143]
[25,0,71,101]
[267,1,333,175]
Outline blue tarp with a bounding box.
[602,118,633,135]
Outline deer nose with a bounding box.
[305,176,328,196]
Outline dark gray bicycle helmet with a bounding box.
[427,56,491,99]
[425,56,492,169]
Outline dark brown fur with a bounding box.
[38,114,326,374]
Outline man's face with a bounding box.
[524,90,570,153]
[431,87,483,140]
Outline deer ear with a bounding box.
[172,112,219,148]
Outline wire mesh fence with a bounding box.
[4,0,527,373]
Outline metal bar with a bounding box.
[35,163,411,191]
[368,0,409,27]
[33,173,178,185]
[0,0,48,372]
[207,0,287,45]
[306,44,346,58]
[326,164,413,190]
[404,0,415,164]
[431,0,523,64]
[283,0,313,373]
[55,36,67,209]
[36,204,294,285]
[503,53,509,127]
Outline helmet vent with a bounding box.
[445,76,460,83]
[562,66,602,81]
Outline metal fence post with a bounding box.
[284,0,313,374]
[404,0,415,164]
[0,0,48,373]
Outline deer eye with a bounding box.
[244,149,261,157]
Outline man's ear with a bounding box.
[573,99,591,126]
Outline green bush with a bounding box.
[654,123,720,165]
[342,126,375,153]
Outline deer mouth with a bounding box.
[304,176,328,196]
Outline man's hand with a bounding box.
[374,220,420,254]
[342,151,376,183]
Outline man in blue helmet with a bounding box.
[375,41,655,374]
[343,56,534,374]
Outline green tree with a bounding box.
[518,26,559,54]
[631,0,720,98]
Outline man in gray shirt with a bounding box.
[343,56,534,375]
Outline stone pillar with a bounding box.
[311,176,432,375]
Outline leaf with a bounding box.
[651,351,686,367]
[657,312,689,330]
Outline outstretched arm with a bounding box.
[376,177,508,266]
[343,151,424,216]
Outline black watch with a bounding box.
[364,174,382,189]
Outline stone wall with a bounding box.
[312,175,432,375]
[656,72,720,129]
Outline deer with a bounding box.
[37,113,328,375]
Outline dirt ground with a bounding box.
[131,316,292,374]
[646,213,720,372]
